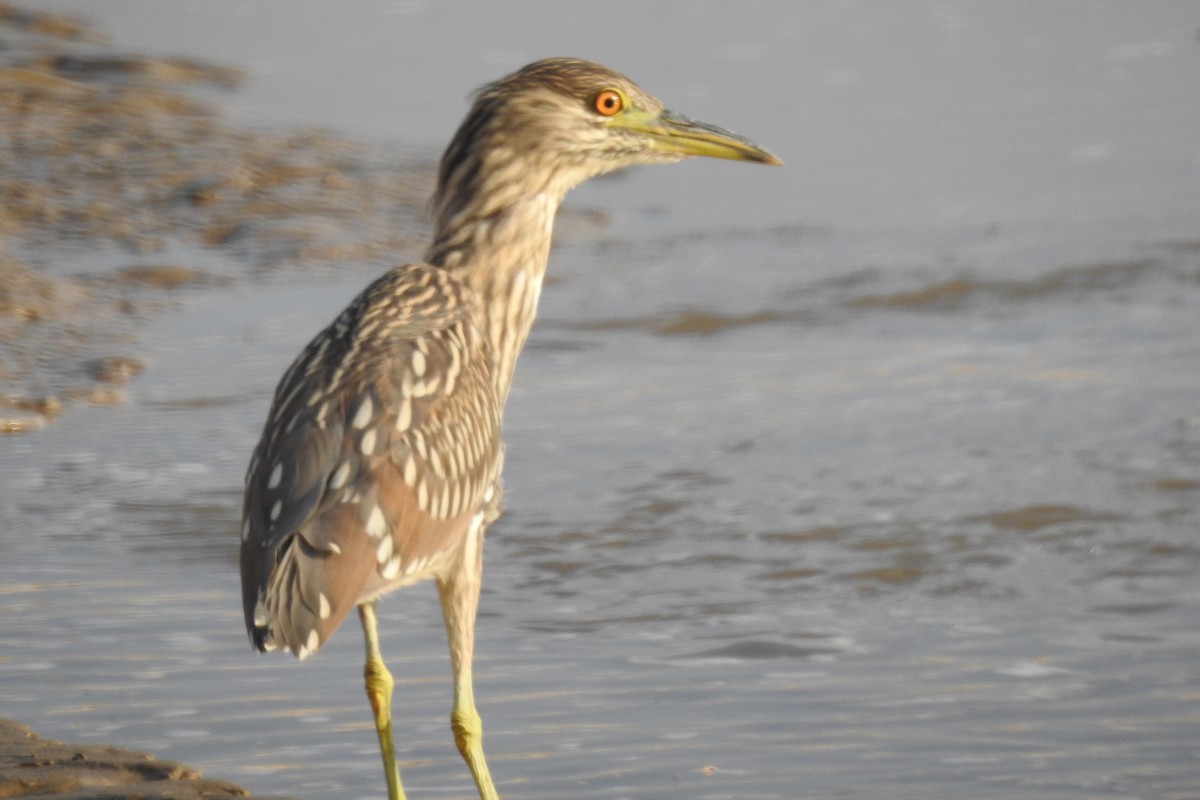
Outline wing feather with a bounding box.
[239,262,501,657]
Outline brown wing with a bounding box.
[239,262,501,658]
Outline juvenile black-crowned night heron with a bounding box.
[240,57,779,800]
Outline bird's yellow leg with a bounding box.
[450,664,496,800]
[438,559,499,800]
[359,601,407,800]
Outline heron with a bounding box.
[239,57,779,800]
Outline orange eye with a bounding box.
[592,89,623,116]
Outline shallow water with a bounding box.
[4,2,1200,799]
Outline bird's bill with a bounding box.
[610,107,782,165]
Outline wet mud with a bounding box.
[0,718,294,800]
[848,258,1178,311]
[0,3,432,433]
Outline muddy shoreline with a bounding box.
[0,717,297,799]
[0,2,432,433]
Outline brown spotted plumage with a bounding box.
[241,264,500,657]
[238,57,778,800]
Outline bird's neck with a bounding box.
[425,190,563,407]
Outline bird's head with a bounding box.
[436,57,780,213]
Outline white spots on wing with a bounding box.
[270,500,282,523]
[365,504,386,539]
[401,371,431,397]
[268,462,283,490]
[352,396,374,429]
[404,552,440,577]
[380,556,402,580]
[253,598,268,627]
[401,359,438,397]
[361,428,377,456]
[241,518,250,542]
[326,541,342,555]
[395,397,412,432]
[329,460,351,490]
[428,447,445,479]
[357,317,380,339]
[310,335,330,369]
[443,352,461,395]
[403,454,418,487]
[318,592,331,620]
[417,480,429,511]
[376,535,393,565]
[298,628,320,660]
[272,377,306,427]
